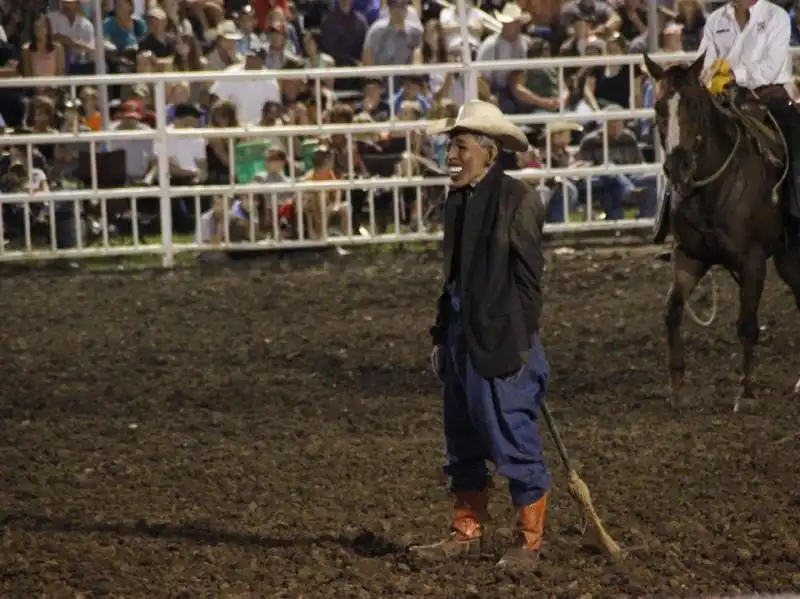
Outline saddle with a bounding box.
[719,87,786,167]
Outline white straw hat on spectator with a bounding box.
[148,7,167,20]
[494,3,531,25]
[214,20,244,41]
[549,121,583,134]
[428,100,529,152]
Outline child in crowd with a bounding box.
[252,145,293,236]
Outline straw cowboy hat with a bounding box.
[549,120,583,134]
[495,2,531,25]
[428,100,529,153]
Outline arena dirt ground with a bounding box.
[1,248,799,598]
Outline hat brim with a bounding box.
[549,123,583,134]
[429,117,529,153]
[121,111,143,119]
[495,10,532,25]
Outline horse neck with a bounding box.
[694,94,738,182]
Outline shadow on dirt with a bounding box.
[2,513,406,557]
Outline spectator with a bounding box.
[139,7,176,59]
[476,3,529,109]
[48,0,96,73]
[234,6,261,55]
[157,102,207,183]
[559,0,620,37]
[675,0,705,51]
[427,98,458,168]
[391,75,431,117]
[438,0,483,51]
[22,13,65,78]
[103,0,147,55]
[582,33,633,111]
[252,144,293,234]
[320,0,367,69]
[421,18,446,63]
[627,5,675,53]
[540,120,584,223]
[660,22,683,52]
[26,95,58,163]
[106,99,154,183]
[301,142,341,239]
[523,37,564,112]
[264,19,295,69]
[265,7,300,58]
[356,78,391,121]
[210,48,280,125]
[197,193,257,246]
[60,98,91,135]
[616,0,647,43]
[79,87,102,131]
[430,40,467,107]
[577,106,657,219]
[253,0,290,33]
[206,20,243,70]
[302,29,334,89]
[362,0,422,67]
[206,100,239,184]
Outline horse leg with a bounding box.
[734,252,767,412]
[773,246,800,394]
[665,247,710,406]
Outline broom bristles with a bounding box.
[566,471,624,561]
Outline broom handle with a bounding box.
[539,398,574,474]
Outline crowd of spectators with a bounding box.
[0,0,799,250]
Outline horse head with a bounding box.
[643,52,710,190]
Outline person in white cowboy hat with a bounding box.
[410,100,551,570]
[475,3,530,108]
[539,120,584,223]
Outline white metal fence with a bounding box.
[0,50,750,265]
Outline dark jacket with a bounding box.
[430,162,546,379]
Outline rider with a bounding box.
[655,0,800,243]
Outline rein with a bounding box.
[689,95,742,189]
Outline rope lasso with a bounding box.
[685,269,718,327]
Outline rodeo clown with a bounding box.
[655,0,800,243]
[410,100,550,568]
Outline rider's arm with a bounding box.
[731,10,791,88]
[697,18,719,83]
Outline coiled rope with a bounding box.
[685,269,718,327]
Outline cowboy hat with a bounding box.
[428,100,529,152]
[494,2,531,25]
[549,120,583,134]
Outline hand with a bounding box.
[541,98,560,112]
[430,345,446,383]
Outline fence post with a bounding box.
[456,0,478,102]
[154,81,174,268]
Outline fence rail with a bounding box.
[0,50,734,265]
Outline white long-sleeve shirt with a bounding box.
[698,0,792,90]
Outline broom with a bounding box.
[540,398,624,561]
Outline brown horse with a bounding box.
[643,51,800,412]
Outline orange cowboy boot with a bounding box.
[497,494,547,568]
[409,488,489,560]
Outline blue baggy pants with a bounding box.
[442,289,550,506]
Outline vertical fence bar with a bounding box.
[456,0,477,102]
[154,81,174,267]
